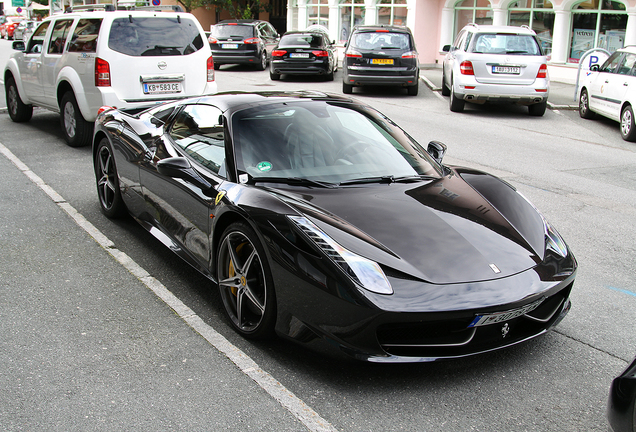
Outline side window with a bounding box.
[48,19,73,55]
[617,54,636,75]
[600,52,623,74]
[68,19,102,53]
[452,30,465,51]
[170,105,226,176]
[463,32,473,51]
[26,21,50,53]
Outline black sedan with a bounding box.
[92,91,576,363]
[608,356,636,432]
[269,30,337,81]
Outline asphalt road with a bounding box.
[2,39,636,431]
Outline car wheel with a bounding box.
[620,105,636,141]
[528,101,547,116]
[214,63,220,70]
[255,51,267,71]
[270,69,281,80]
[441,67,451,96]
[94,138,127,218]
[60,91,93,147]
[6,76,33,123]
[407,80,419,96]
[343,82,353,94]
[449,79,465,112]
[579,88,595,119]
[217,222,276,339]
[325,66,334,81]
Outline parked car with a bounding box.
[442,24,549,116]
[92,90,577,362]
[608,356,636,432]
[208,19,279,70]
[579,46,636,141]
[4,6,217,147]
[13,19,35,41]
[269,30,337,81]
[0,16,25,40]
[342,25,419,96]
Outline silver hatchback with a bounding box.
[442,24,549,116]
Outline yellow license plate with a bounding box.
[371,58,394,65]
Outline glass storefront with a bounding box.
[509,0,554,58]
[569,0,627,63]
[377,0,407,26]
[308,0,330,28]
[339,0,365,42]
[454,0,493,34]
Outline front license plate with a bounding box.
[222,43,239,49]
[371,58,394,65]
[143,82,182,95]
[493,65,521,74]
[290,52,310,58]
[468,298,544,327]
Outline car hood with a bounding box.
[269,169,545,285]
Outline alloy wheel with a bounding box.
[97,145,117,211]
[63,101,77,139]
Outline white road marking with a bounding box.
[0,142,339,432]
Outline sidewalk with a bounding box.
[419,67,580,110]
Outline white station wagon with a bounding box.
[579,46,636,141]
[4,6,217,147]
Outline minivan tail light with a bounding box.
[537,64,548,79]
[345,50,362,58]
[460,60,474,75]
[272,50,287,57]
[95,57,111,87]
[244,37,261,44]
[402,51,418,59]
[207,56,215,82]
[312,50,329,57]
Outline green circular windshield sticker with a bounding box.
[257,161,273,172]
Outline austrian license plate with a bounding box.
[222,43,239,49]
[468,298,544,327]
[493,65,521,74]
[290,52,310,58]
[371,58,394,65]
[143,82,182,95]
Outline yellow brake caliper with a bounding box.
[229,242,247,297]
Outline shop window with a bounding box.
[308,0,330,28]
[453,0,492,38]
[509,0,554,58]
[339,0,365,43]
[569,0,626,63]
[377,0,408,26]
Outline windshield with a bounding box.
[232,100,440,185]
[108,17,204,56]
[350,31,411,50]
[471,33,541,55]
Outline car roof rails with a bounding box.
[125,4,184,12]
[65,4,115,13]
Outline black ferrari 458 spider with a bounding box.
[92,91,577,362]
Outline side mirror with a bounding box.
[427,140,447,165]
[442,44,451,52]
[590,64,599,72]
[157,157,214,193]
[12,40,25,51]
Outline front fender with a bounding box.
[57,66,96,122]
[4,59,32,106]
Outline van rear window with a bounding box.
[108,17,204,56]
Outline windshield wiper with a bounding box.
[251,177,336,188]
[339,175,431,186]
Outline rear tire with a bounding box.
[94,138,127,218]
[325,67,334,81]
[342,82,353,94]
[60,91,93,147]
[579,88,595,119]
[528,101,547,116]
[270,71,281,80]
[620,105,636,141]
[255,51,267,71]
[449,79,465,112]
[407,80,419,96]
[6,76,33,123]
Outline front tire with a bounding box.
[579,88,595,119]
[620,105,636,141]
[94,138,127,218]
[6,76,33,122]
[217,222,276,339]
[449,79,465,112]
[441,67,451,96]
[60,91,93,147]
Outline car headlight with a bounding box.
[288,215,393,295]
[544,219,568,258]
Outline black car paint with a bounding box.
[270,31,337,79]
[209,20,279,68]
[608,356,636,432]
[93,91,576,362]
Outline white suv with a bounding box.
[4,6,217,147]
[442,24,549,116]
